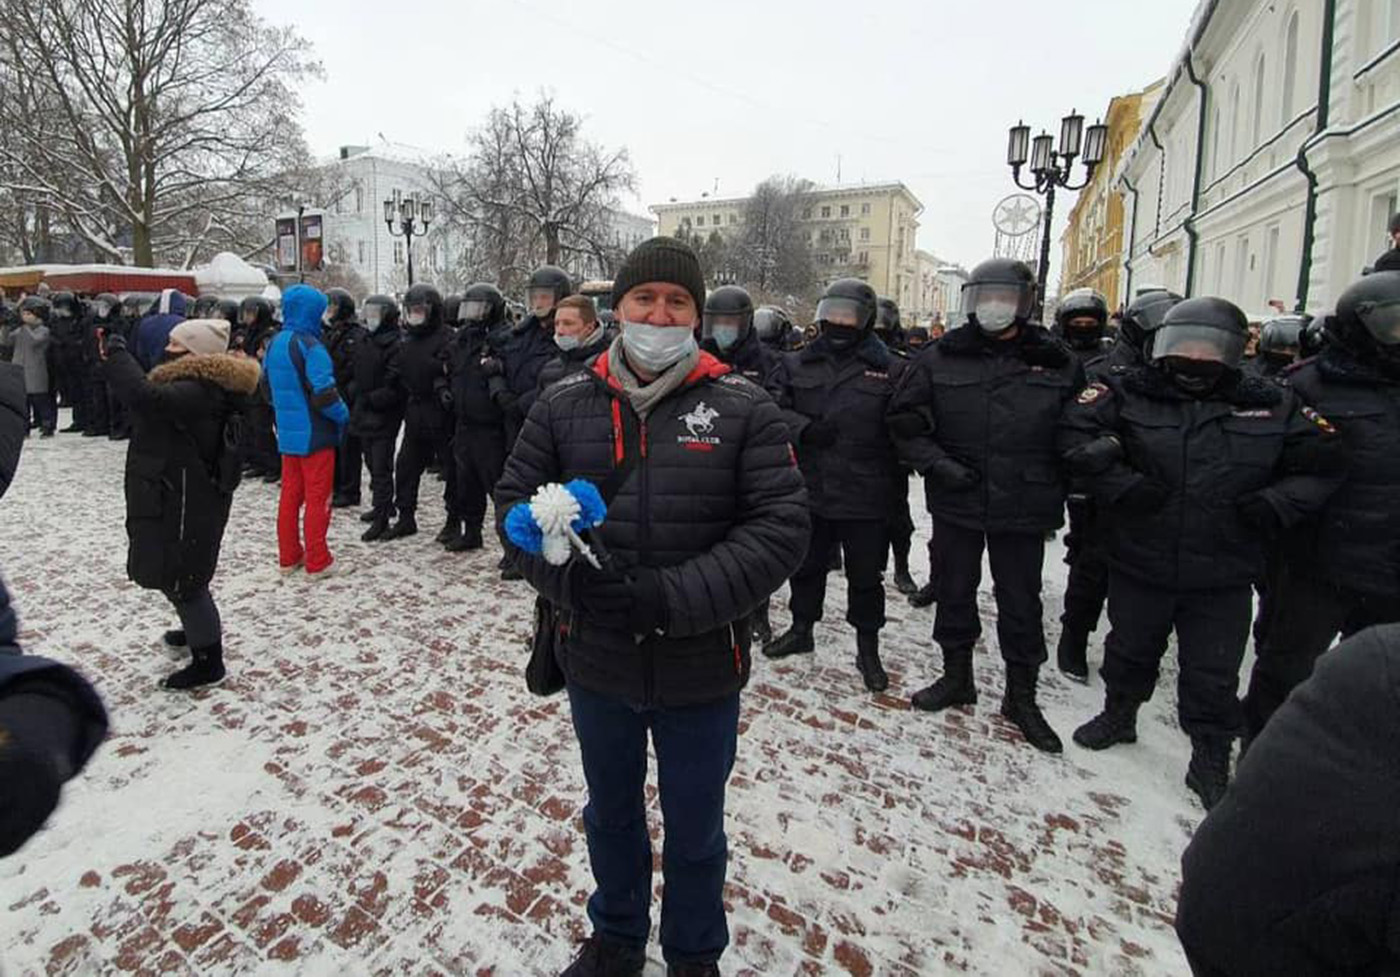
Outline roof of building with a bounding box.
[651,180,922,214]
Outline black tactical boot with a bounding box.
[750,601,773,645]
[444,528,484,552]
[1000,665,1063,754]
[910,647,977,712]
[163,643,226,691]
[1186,736,1232,811]
[331,493,357,509]
[892,553,918,595]
[1056,628,1090,684]
[763,621,815,660]
[359,509,379,523]
[1072,692,1140,750]
[361,514,391,543]
[162,630,187,649]
[855,632,888,693]
[436,518,463,546]
[559,935,645,977]
[383,512,419,540]
[908,579,938,608]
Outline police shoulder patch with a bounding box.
[1301,405,1337,434]
[1077,382,1109,405]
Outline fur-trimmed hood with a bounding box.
[149,352,261,395]
[937,321,1071,368]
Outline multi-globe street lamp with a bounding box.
[1006,111,1109,317]
[384,190,433,288]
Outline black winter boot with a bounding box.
[383,512,419,540]
[750,601,773,645]
[1072,692,1140,750]
[1056,628,1091,684]
[559,935,645,977]
[445,528,484,552]
[436,518,463,546]
[163,644,225,691]
[763,621,815,659]
[855,632,888,693]
[667,964,720,977]
[331,493,357,508]
[911,647,977,712]
[162,630,187,649]
[361,515,391,543]
[1186,736,1232,810]
[892,553,918,595]
[359,509,379,523]
[908,580,937,608]
[1000,665,1063,754]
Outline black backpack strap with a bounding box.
[286,332,317,401]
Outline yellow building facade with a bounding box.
[651,182,923,309]
[1059,81,1163,310]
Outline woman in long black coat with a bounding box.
[103,320,260,689]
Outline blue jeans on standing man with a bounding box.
[566,681,740,966]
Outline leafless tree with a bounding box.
[0,0,322,268]
[432,94,637,294]
[731,175,817,297]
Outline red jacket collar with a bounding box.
[592,349,731,390]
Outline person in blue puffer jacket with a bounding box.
[264,285,349,577]
[135,289,188,371]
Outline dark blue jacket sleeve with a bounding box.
[304,341,349,426]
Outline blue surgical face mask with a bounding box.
[555,333,581,352]
[621,321,697,374]
[711,325,740,351]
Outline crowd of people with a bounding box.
[2,231,1400,976]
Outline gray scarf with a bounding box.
[607,335,701,420]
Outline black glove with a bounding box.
[1236,492,1281,532]
[479,357,504,379]
[0,693,68,858]
[925,457,980,491]
[436,387,454,411]
[801,419,839,449]
[1115,476,1171,514]
[1062,435,1123,477]
[571,563,668,636]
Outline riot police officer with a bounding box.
[1056,289,1183,682]
[1242,273,1400,741]
[1248,314,1308,381]
[754,305,797,352]
[236,296,281,481]
[492,265,572,444]
[49,292,86,432]
[322,289,367,508]
[1061,297,1343,809]
[872,297,920,596]
[887,258,1083,753]
[768,278,905,693]
[1053,288,1110,366]
[874,297,906,351]
[384,284,457,543]
[443,283,513,553]
[353,295,404,542]
[81,293,120,437]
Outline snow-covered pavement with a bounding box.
[0,421,1198,976]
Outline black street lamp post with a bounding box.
[1006,110,1109,317]
[384,190,433,288]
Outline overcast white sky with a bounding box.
[254,0,1200,278]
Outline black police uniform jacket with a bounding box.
[1058,366,1344,591]
[397,320,453,440]
[348,325,404,441]
[705,326,783,399]
[1286,344,1400,598]
[774,332,905,521]
[888,322,1085,534]
[500,314,558,421]
[105,348,260,598]
[494,349,810,708]
[323,320,367,407]
[446,321,513,429]
[1176,623,1400,976]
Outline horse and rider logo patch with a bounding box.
[678,401,722,451]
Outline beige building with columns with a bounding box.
[650,182,924,310]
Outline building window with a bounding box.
[1229,81,1242,164]
[696,215,705,227]
[860,227,870,242]
[728,214,737,225]
[355,187,363,214]
[1251,52,1267,148]
[861,203,871,216]
[358,240,366,264]
[1281,12,1300,127]
[713,213,722,226]
[1210,104,1223,178]
[802,208,812,219]
[840,204,850,217]
[821,206,831,218]
[394,241,404,265]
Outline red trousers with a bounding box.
[278,449,335,573]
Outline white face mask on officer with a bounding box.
[620,321,696,374]
[405,309,427,327]
[975,300,1018,334]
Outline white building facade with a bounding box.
[1119,0,1400,317]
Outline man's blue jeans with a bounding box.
[566,682,741,965]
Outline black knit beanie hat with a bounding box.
[611,237,707,317]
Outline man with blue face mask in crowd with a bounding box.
[494,236,808,977]
[536,294,612,393]
[887,257,1085,753]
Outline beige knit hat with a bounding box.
[166,318,231,356]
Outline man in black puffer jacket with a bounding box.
[888,258,1083,753]
[384,284,458,544]
[535,294,612,393]
[443,283,513,553]
[495,238,808,977]
[323,289,367,509]
[352,295,404,543]
[1061,297,1343,810]
[1242,274,1400,741]
[1176,623,1400,977]
[768,279,905,694]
